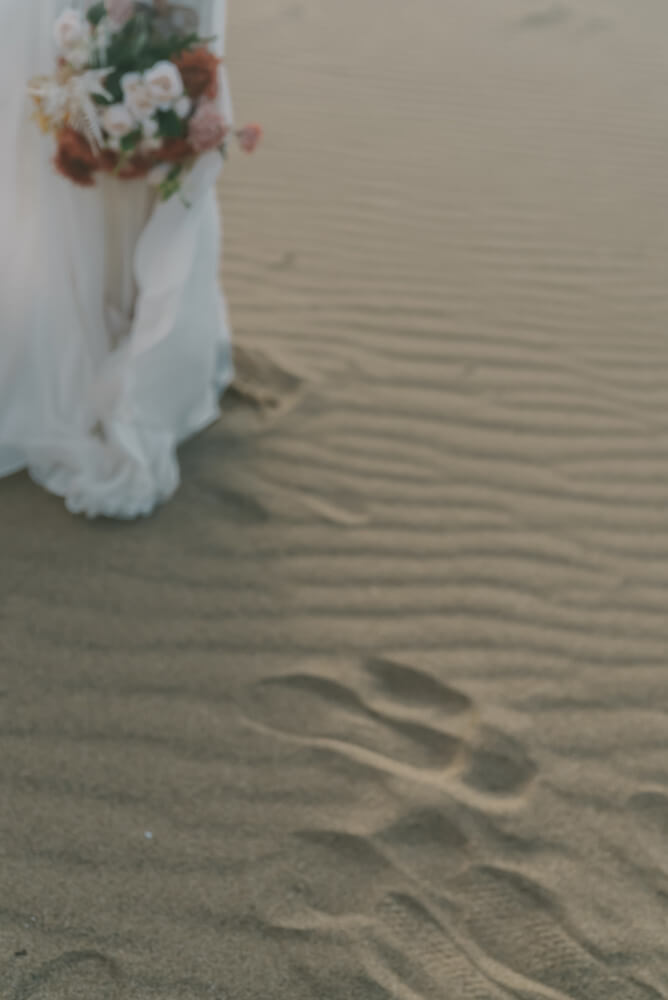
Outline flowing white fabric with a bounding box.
[0,0,234,518]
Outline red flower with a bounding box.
[160,137,194,163]
[54,127,98,187]
[98,150,120,174]
[237,123,262,154]
[172,47,220,100]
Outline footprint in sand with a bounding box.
[249,669,460,771]
[225,344,304,418]
[243,656,534,798]
[461,726,537,798]
[446,865,658,1000]
[12,951,121,1000]
[364,656,472,716]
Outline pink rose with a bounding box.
[187,102,228,153]
[237,123,262,154]
[105,0,135,28]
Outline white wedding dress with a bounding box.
[0,0,234,518]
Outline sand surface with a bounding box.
[2,0,668,996]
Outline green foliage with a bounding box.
[99,69,125,105]
[92,91,115,107]
[120,128,143,152]
[86,8,210,112]
[155,108,185,139]
[64,4,222,205]
[158,163,185,201]
[86,2,107,27]
[88,7,204,75]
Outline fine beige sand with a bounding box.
[2,0,668,996]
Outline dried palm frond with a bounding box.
[29,69,112,152]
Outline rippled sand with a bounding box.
[2,0,668,996]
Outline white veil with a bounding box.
[0,0,234,518]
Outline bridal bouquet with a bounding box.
[29,0,261,201]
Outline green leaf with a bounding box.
[157,162,188,202]
[156,109,185,139]
[92,93,112,106]
[100,70,124,104]
[120,129,143,153]
[87,2,107,26]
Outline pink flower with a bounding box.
[105,0,135,28]
[187,102,228,153]
[237,123,262,154]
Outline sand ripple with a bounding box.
[2,0,668,996]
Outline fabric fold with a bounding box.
[0,0,233,518]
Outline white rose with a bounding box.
[102,104,136,139]
[126,85,157,121]
[145,61,184,108]
[121,72,157,121]
[53,9,89,53]
[174,96,192,119]
[120,72,145,102]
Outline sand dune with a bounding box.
[2,0,668,996]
